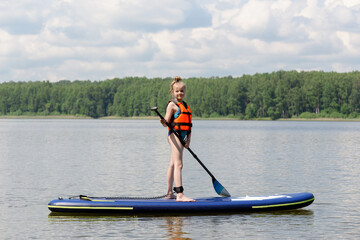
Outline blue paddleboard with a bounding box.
[48,192,314,214]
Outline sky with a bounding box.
[0,0,360,82]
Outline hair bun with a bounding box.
[169,76,185,96]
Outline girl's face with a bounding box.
[173,83,186,101]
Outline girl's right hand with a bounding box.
[160,119,167,127]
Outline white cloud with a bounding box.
[230,1,272,34]
[0,0,360,82]
[326,0,360,8]
[271,0,292,11]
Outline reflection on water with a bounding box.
[163,217,190,240]
[48,214,192,239]
[48,209,314,240]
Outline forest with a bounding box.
[0,70,359,120]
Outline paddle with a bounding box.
[151,107,231,197]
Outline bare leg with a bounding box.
[166,159,176,199]
[167,134,195,202]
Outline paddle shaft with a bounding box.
[152,108,216,180]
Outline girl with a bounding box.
[161,76,195,202]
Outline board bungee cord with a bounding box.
[64,194,169,201]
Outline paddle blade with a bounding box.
[212,178,231,197]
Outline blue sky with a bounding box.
[0,0,359,82]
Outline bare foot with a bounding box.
[165,193,176,199]
[176,193,196,202]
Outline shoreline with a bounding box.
[1,115,359,121]
[0,115,92,119]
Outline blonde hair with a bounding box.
[169,76,186,97]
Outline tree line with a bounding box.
[0,70,359,119]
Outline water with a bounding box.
[0,119,359,239]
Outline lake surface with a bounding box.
[0,119,359,239]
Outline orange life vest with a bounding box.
[168,100,192,132]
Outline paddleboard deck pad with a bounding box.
[48,192,314,214]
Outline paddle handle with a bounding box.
[151,107,216,179]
